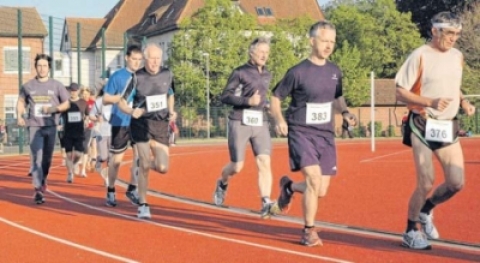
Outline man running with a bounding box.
[103,44,143,207]
[118,43,176,219]
[212,37,276,219]
[396,11,475,250]
[17,54,70,204]
[269,21,355,246]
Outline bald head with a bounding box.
[143,43,162,74]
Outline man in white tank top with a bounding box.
[395,11,475,250]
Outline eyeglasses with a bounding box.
[440,29,462,37]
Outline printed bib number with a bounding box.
[242,109,263,126]
[425,119,453,143]
[68,112,82,123]
[306,102,332,124]
[34,103,52,118]
[146,94,167,113]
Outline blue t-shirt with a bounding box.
[104,68,135,127]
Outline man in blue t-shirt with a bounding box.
[269,21,356,247]
[102,44,143,207]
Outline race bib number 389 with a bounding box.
[146,94,167,113]
[242,109,263,126]
[306,102,332,125]
[425,119,453,143]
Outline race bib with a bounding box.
[425,119,453,143]
[242,109,263,126]
[34,103,52,118]
[68,112,82,123]
[306,102,332,125]
[146,94,167,113]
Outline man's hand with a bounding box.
[343,113,356,126]
[17,118,25,127]
[131,108,144,119]
[248,90,261,106]
[169,111,177,121]
[431,98,453,111]
[461,100,476,116]
[275,120,288,137]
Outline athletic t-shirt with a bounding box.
[395,45,463,120]
[220,62,272,121]
[19,78,69,127]
[132,67,174,121]
[273,59,343,134]
[62,98,89,138]
[104,68,135,127]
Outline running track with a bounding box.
[0,138,479,262]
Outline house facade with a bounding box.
[0,7,47,122]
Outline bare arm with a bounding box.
[16,98,26,126]
[103,93,122,105]
[395,87,433,107]
[270,96,285,124]
[117,99,134,115]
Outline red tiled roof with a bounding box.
[65,18,105,49]
[0,7,47,37]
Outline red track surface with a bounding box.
[1,138,479,263]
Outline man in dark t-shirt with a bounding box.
[269,21,356,247]
[61,83,89,183]
[118,43,176,219]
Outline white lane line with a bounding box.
[49,190,354,263]
[0,216,139,263]
[360,150,410,163]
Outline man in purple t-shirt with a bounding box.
[17,54,70,204]
[269,21,355,247]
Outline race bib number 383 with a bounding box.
[306,102,332,125]
[146,94,167,113]
[242,109,263,126]
[425,119,453,143]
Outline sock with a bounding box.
[127,184,137,192]
[304,225,314,230]
[262,196,271,204]
[420,199,436,215]
[107,187,115,193]
[219,181,228,190]
[140,203,148,207]
[406,219,418,233]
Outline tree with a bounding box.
[395,0,474,39]
[456,2,480,70]
[168,0,257,108]
[327,0,424,78]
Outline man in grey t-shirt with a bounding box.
[17,54,70,204]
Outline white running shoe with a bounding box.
[402,230,432,250]
[419,212,440,239]
[213,179,227,206]
[138,204,151,219]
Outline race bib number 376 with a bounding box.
[425,119,453,143]
[306,102,332,125]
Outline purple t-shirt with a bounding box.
[19,78,69,127]
[272,59,343,135]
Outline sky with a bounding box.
[1,0,331,18]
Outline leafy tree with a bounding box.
[327,0,424,78]
[395,0,474,39]
[168,0,257,108]
[456,2,480,70]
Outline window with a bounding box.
[255,7,265,16]
[116,54,122,68]
[54,59,62,72]
[3,47,30,73]
[4,95,18,119]
[64,34,69,42]
[264,7,273,16]
[150,15,157,25]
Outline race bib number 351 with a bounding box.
[306,102,332,125]
[425,119,453,143]
[146,94,167,113]
[242,109,263,126]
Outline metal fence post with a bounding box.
[17,9,24,154]
[49,16,54,78]
[77,22,81,85]
[102,27,106,79]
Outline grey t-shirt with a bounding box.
[19,78,69,127]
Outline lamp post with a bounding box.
[203,52,210,139]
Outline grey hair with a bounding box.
[431,11,462,29]
[309,20,336,38]
[248,37,270,55]
[143,42,162,58]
